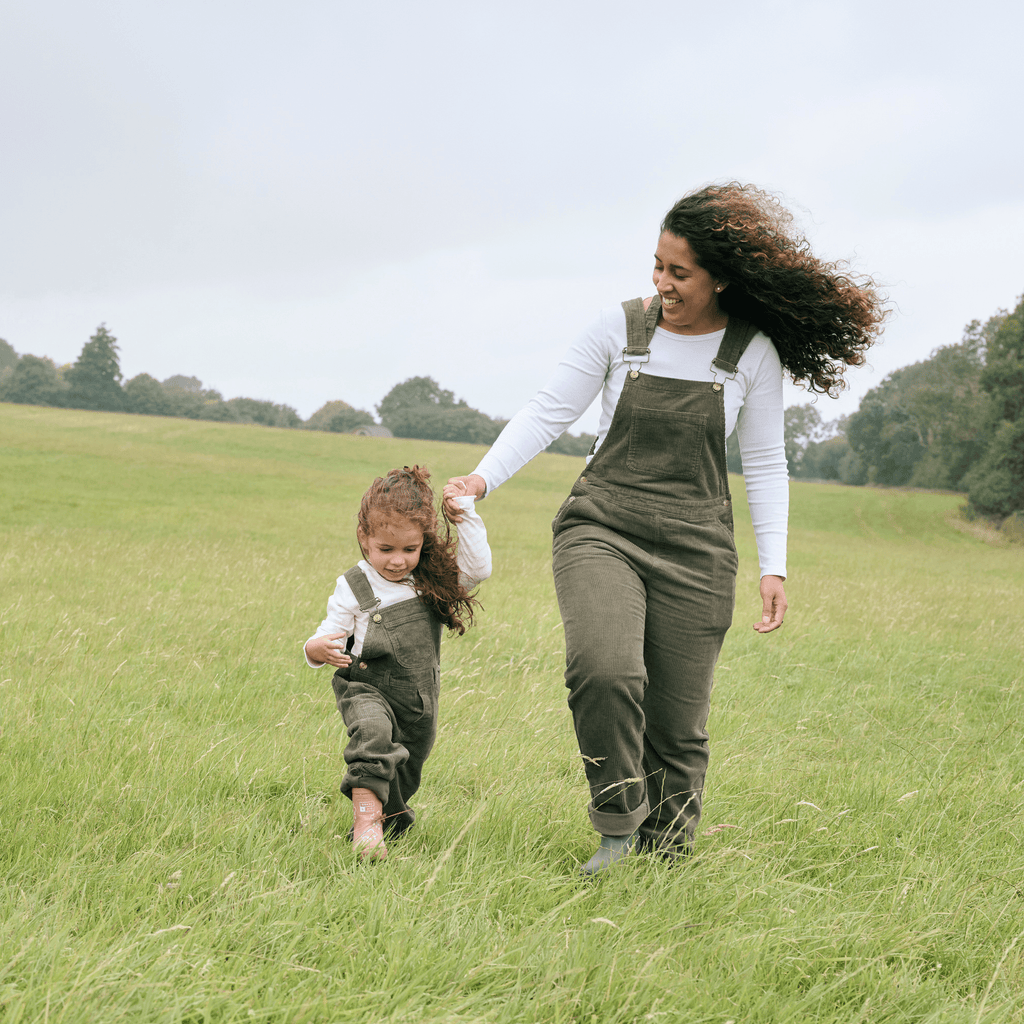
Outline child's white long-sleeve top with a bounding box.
[303,497,491,667]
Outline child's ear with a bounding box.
[356,527,368,555]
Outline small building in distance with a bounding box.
[351,424,394,438]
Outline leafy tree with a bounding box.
[846,323,992,490]
[387,404,504,444]
[0,338,17,375]
[66,324,124,411]
[802,434,852,481]
[327,408,376,433]
[160,381,204,418]
[724,428,743,474]
[0,354,69,406]
[226,397,301,428]
[784,404,827,476]
[979,302,1024,424]
[305,400,357,431]
[377,376,458,429]
[838,448,867,485]
[546,432,595,457]
[968,294,1024,516]
[194,388,237,422]
[162,374,203,393]
[124,373,175,416]
[377,376,505,443]
[967,421,1024,516]
[158,378,233,420]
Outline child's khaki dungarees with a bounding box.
[552,297,757,854]
[331,566,442,834]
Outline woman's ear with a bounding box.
[714,281,729,294]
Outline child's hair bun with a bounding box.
[361,465,435,524]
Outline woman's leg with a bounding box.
[553,522,651,838]
[639,518,736,853]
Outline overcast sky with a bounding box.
[3,0,1022,432]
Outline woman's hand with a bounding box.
[304,632,352,668]
[443,474,486,522]
[753,575,787,633]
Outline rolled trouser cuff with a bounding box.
[589,797,650,837]
[341,774,390,806]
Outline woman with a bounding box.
[444,183,885,874]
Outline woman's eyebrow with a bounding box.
[654,254,692,272]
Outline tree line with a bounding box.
[0,327,596,455]
[4,295,1020,519]
[775,293,1024,520]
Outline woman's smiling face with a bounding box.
[652,232,728,335]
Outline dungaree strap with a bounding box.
[623,297,756,376]
[711,318,759,377]
[344,566,380,613]
[621,296,662,358]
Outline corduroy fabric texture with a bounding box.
[332,566,442,834]
[551,307,753,853]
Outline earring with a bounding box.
[715,286,722,292]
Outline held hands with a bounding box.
[754,575,787,634]
[442,474,486,522]
[304,632,352,668]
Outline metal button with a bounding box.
[359,662,367,670]
[712,382,722,392]
[579,476,586,483]
[568,495,575,502]
[629,370,639,380]
[372,613,382,622]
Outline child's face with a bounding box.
[358,516,424,582]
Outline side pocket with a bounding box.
[551,494,575,534]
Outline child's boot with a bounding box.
[351,787,387,861]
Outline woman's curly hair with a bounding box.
[661,183,888,395]
[357,465,479,634]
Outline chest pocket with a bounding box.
[375,598,441,670]
[626,407,708,481]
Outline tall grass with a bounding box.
[1,404,1022,1023]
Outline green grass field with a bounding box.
[2,403,1022,1024]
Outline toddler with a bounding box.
[304,466,490,860]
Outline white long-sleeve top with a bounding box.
[473,306,789,579]
[304,496,491,666]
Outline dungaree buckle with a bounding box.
[622,347,650,380]
[710,356,739,393]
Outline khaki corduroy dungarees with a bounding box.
[331,566,442,835]
[552,296,757,854]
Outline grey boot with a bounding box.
[579,832,638,876]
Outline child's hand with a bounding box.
[305,633,352,668]
[443,475,485,522]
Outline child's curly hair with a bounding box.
[357,465,479,634]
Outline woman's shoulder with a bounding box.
[577,304,630,347]
[743,329,782,372]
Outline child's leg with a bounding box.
[335,679,405,807]
[334,679,405,861]
[350,787,387,861]
[384,683,438,833]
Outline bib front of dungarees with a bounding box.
[331,566,442,712]
[553,295,757,557]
